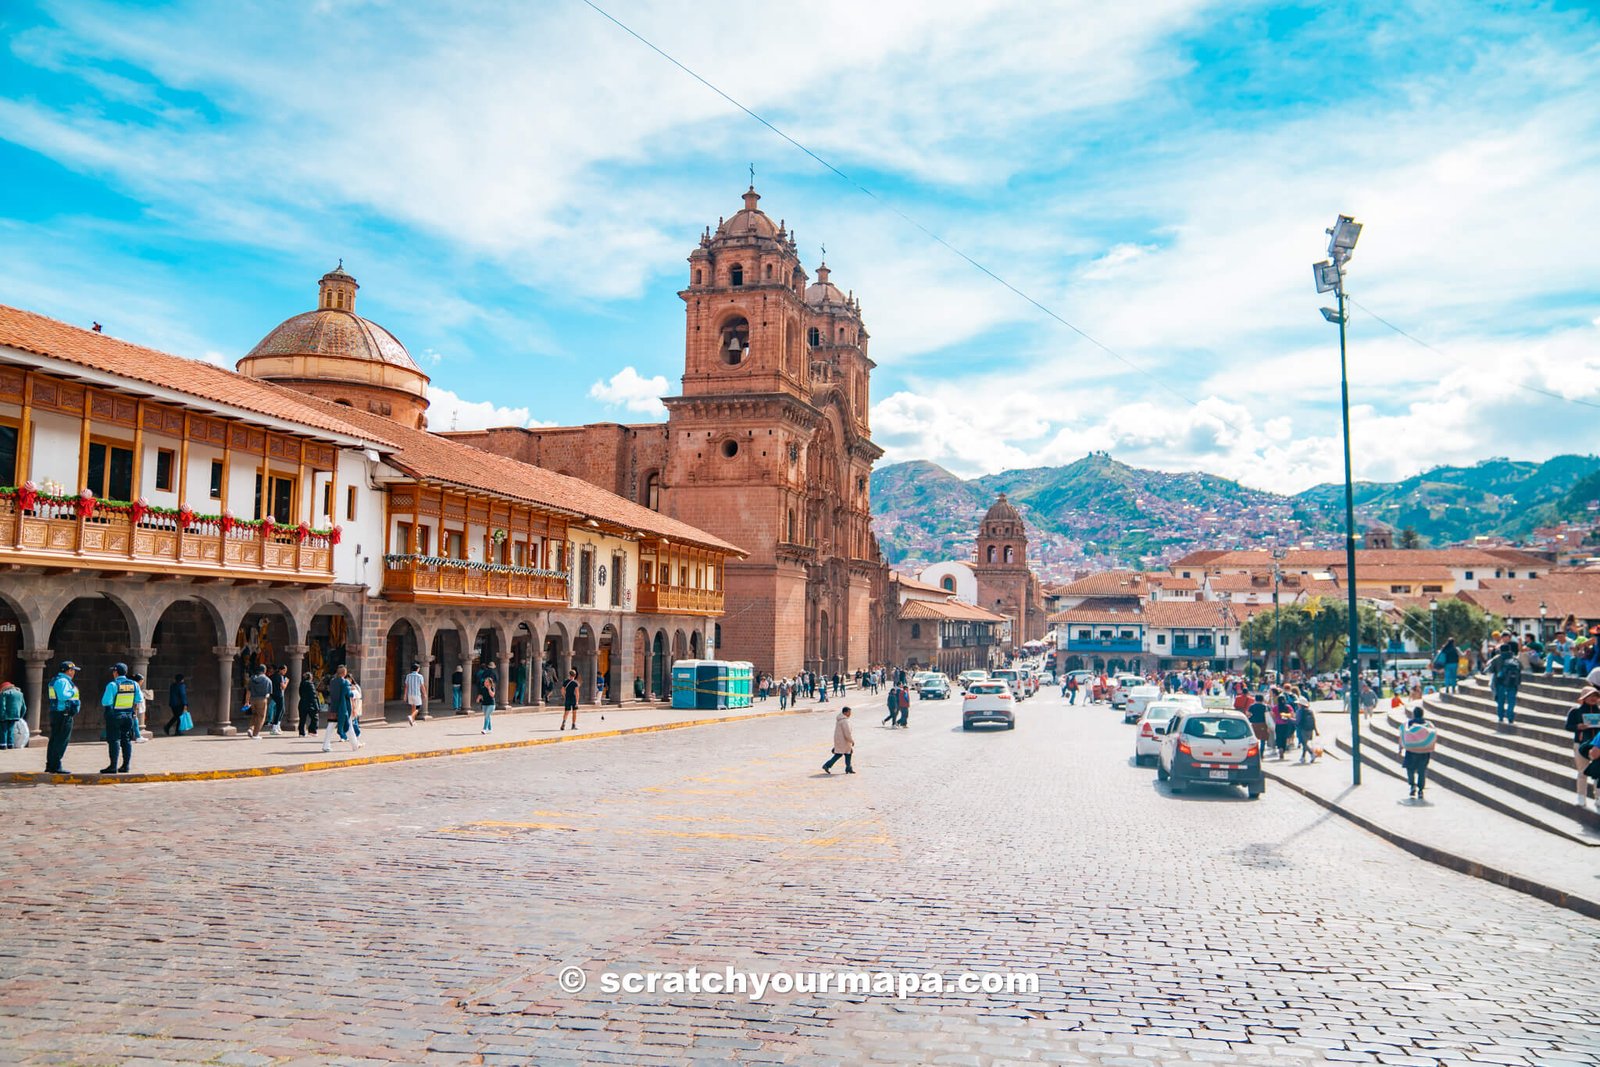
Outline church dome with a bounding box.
[714,187,781,240]
[238,265,430,427]
[804,262,847,307]
[984,493,1022,525]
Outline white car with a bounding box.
[990,668,1027,700]
[1017,667,1040,696]
[1123,684,1163,724]
[1133,701,1188,766]
[957,670,989,689]
[1157,709,1265,799]
[962,680,1016,730]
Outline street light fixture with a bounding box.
[1539,600,1548,643]
[1313,212,1364,787]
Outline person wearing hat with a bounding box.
[100,662,140,774]
[43,661,80,773]
[403,660,426,726]
[1563,687,1600,810]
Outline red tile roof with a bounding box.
[1143,601,1240,628]
[0,304,365,439]
[1058,570,1146,595]
[0,304,743,557]
[899,599,1009,623]
[1052,607,1146,625]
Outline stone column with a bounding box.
[211,644,239,734]
[126,645,156,741]
[20,648,54,739]
[415,654,431,720]
[283,644,308,728]
[611,644,631,706]
[495,655,509,712]
[558,642,573,705]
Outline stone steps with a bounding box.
[1347,702,1600,843]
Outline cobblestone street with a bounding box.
[3,688,1598,1066]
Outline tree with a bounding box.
[1398,526,1423,549]
[1240,598,1389,673]
[1399,598,1499,651]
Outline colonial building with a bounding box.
[0,270,742,743]
[447,186,887,677]
[885,572,1008,673]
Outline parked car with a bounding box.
[990,668,1027,700]
[1133,701,1187,766]
[1157,709,1264,799]
[962,680,1016,730]
[1123,684,1162,724]
[1017,667,1039,696]
[919,676,951,700]
[957,670,989,690]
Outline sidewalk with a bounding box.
[1264,702,1600,919]
[0,695,841,786]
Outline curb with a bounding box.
[0,706,814,787]
[1264,767,1600,921]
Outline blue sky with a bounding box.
[3,0,1598,493]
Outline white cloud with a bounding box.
[425,387,550,432]
[588,367,668,417]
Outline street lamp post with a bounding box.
[1272,552,1286,682]
[1314,213,1364,786]
[1539,600,1548,645]
[1429,597,1439,686]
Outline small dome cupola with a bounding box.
[318,262,359,311]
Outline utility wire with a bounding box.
[576,0,1240,433]
[1349,297,1600,412]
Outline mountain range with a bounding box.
[868,453,1600,576]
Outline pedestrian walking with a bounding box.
[1296,700,1319,763]
[821,706,855,774]
[560,668,579,730]
[1246,691,1271,751]
[451,665,464,712]
[1272,692,1297,760]
[100,662,140,774]
[298,672,320,735]
[403,661,426,725]
[882,684,899,726]
[268,664,289,735]
[1562,686,1600,810]
[1399,707,1438,800]
[1066,674,1079,705]
[1488,646,1522,725]
[164,673,188,735]
[321,664,359,752]
[0,680,24,749]
[895,683,911,728]
[477,661,497,733]
[44,661,80,773]
[244,664,272,739]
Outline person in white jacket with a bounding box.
[822,707,855,774]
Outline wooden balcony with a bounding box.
[0,496,334,581]
[382,554,569,607]
[636,582,723,616]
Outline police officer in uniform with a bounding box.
[101,662,140,774]
[44,660,80,774]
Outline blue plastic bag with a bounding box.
[177,711,194,733]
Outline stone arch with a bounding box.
[511,619,541,705]
[46,594,135,735]
[672,628,688,663]
[689,630,703,659]
[0,587,43,652]
[651,628,669,699]
[600,622,622,705]
[1004,546,1015,563]
[987,545,997,563]
[544,619,572,702]
[573,622,598,704]
[382,616,423,710]
[148,596,226,730]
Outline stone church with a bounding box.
[449,186,888,676]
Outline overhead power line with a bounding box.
[576,0,1240,433]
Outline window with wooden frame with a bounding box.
[154,448,175,492]
[346,485,357,521]
[86,438,135,500]
[610,552,625,607]
[253,472,297,523]
[578,547,595,605]
[0,419,18,487]
[209,459,223,499]
[322,481,333,520]
[444,529,464,560]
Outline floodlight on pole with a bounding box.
[1312,212,1364,788]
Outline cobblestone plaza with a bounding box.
[3,688,1597,1065]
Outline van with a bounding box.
[991,668,1027,700]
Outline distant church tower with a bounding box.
[660,186,882,676]
[972,494,1041,651]
[1366,524,1393,550]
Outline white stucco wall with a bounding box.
[918,560,977,604]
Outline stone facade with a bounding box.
[449,187,890,677]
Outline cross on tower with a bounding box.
[749,162,755,187]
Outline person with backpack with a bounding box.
[1488,646,1522,725]
[1271,691,1298,760]
[1066,674,1079,705]
[895,683,912,728]
[1399,707,1438,800]
[1295,699,1319,763]
[1435,638,1460,693]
